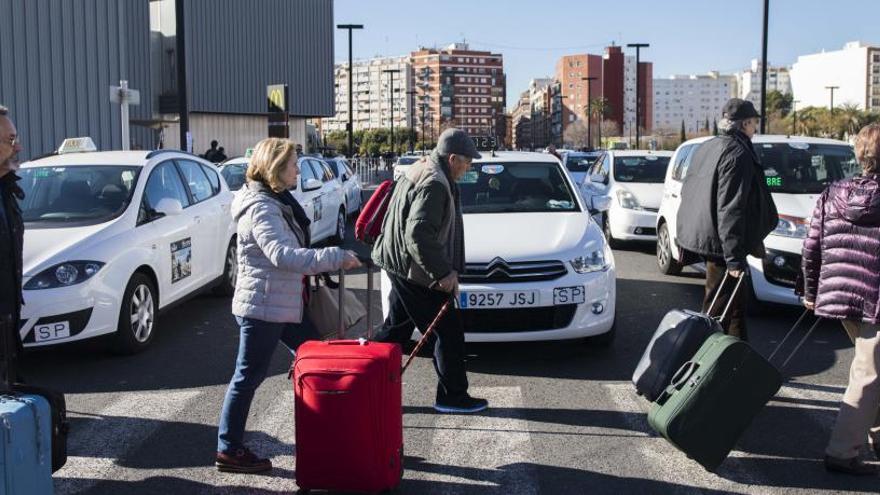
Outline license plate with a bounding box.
[33,321,71,343]
[553,286,585,305]
[459,290,540,309]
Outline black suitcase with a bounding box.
[1,315,69,472]
[632,274,745,401]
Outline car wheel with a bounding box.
[603,214,621,249]
[332,208,346,245]
[114,273,157,354]
[656,223,683,275]
[584,318,616,347]
[213,238,237,296]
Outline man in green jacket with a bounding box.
[372,128,488,414]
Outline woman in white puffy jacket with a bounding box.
[215,138,360,474]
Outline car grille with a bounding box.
[462,305,578,333]
[762,249,801,288]
[460,258,567,284]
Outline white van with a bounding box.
[655,135,859,307]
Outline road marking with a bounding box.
[54,390,202,495]
[418,386,538,495]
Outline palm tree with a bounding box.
[587,97,611,148]
[839,104,864,138]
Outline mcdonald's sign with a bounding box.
[267,84,288,113]
[267,84,290,138]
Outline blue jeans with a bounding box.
[217,315,319,454]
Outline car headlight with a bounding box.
[24,261,105,290]
[616,190,641,210]
[570,250,610,274]
[772,215,808,238]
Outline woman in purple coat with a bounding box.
[802,123,880,475]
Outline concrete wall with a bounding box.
[161,114,307,158]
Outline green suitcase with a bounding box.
[647,332,783,471]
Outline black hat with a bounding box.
[436,128,482,159]
[722,98,761,120]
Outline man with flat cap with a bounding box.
[676,99,778,340]
[373,128,488,413]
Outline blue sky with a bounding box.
[333,0,879,110]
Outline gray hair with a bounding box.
[0,105,7,116]
[717,118,746,134]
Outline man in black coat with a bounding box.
[0,105,25,370]
[676,99,778,340]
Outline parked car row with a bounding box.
[570,134,858,311]
[17,139,363,353]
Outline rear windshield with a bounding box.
[565,153,601,173]
[457,162,580,214]
[613,156,670,183]
[220,164,247,191]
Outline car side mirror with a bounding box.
[302,178,323,192]
[154,197,183,217]
[589,195,612,215]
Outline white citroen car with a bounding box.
[582,150,673,246]
[17,138,237,352]
[655,135,859,307]
[381,151,616,345]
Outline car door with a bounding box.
[139,161,199,304]
[586,154,611,224]
[312,159,344,230]
[177,159,230,282]
[291,157,324,242]
[664,145,696,243]
[340,159,362,212]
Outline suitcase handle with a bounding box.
[657,360,700,406]
[768,309,822,371]
[334,258,375,340]
[706,271,746,323]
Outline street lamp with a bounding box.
[826,86,839,114]
[759,0,769,133]
[406,89,417,153]
[383,68,401,156]
[791,99,800,135]
[336,24,363,158]
[582,77,598,149]
[627,43,650,149]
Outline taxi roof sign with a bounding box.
[244,148,254,159]
[58,137,98,154]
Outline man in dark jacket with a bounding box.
[676,99,778,340]
[372,128,488,414]
[0,105,25,372]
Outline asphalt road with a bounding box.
[20,217,875,494]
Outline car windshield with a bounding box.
[457,162,580,214]
[396,157,419,165]
[613,155,670,183]
[755,143,859,194]
[17,165,141,227]
[220,164,248,191]
[565,153,601,172]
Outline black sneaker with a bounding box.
[216,448,273,473]
[824,455,880,476]
[434,394,489,414]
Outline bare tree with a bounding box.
[563,119,590,148]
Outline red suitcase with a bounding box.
[292,260,450,493]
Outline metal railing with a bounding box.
[350,157,392,187]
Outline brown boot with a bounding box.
[216,448,272,473]
[824,455,880,476]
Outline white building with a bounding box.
[737,59,791,104]
[790,41,880,111]
[324,56,413,133]
[653,72,738,133]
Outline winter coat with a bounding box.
[372,152,465,288]
[802,174,880,324]
[231,181,345,323]
[676,131,778,271]
[0,174,24,316]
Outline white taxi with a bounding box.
[17,138,237,353]
[220,155,347,244]
[655,135,859,307]
[381,151,616,345]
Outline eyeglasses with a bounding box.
[4,136,19,147]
